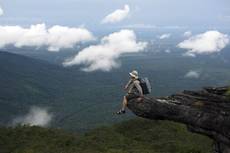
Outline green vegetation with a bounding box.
[226,88,230,99]
[0,118,213,153]
[0,126,79,153]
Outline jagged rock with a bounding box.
[127,86,230,153]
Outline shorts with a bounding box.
[125,93,140,101]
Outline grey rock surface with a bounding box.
[127,86,230,152]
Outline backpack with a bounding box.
[138,77,151,95]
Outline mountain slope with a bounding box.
[0,51,83,125]
[1,50,230,132]
[0,51,126,130]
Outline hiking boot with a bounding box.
[116,110,126,115]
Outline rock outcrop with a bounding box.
[127,86,230,153]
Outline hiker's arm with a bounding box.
[125,79,132,89]
[134,81,143,97]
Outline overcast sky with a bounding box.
[0,0,230,30]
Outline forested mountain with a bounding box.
[1,50,230,131]
[0,119,212,153]
[0,51,126,131]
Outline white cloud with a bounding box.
[0,6,3,16]
[183,31,192,37]
[178,31,229,56]
[165,49,171,53]
[122,24,157,29]
[182,52,196,57]
[185,70,200,79]
[159,33,171,39]
[0,23,94,51]
[102,4,130,24]
[12,106,53,127]
[63,29,147,72]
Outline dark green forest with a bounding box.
[0,119,213,153]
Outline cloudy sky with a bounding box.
[0,0,230,29]
[0,0,229,72]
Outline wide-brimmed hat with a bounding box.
[129,70,138,79]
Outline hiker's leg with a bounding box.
[121,96,128,111]
[116,96,127,114]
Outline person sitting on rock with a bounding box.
[116,70,144,115]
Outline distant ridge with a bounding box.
[0,51,75,125]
